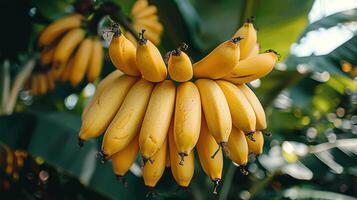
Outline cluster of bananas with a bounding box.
[25,66,55,96]
[125,0,163,46]
[78,18,277,192]
[38,14,104,87]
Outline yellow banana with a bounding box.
[38,73,48,94]
[124,32,138,46]
[59,57,74,82]
[101,79,154,158]
[143,138,167,187]
[168,122,194,187]
[195,79,232,147]
[136,30,167,82]
[40,45,56,65]
[246,131,264,155]
[53,28,85,68]
[193,37,241,79]
[196,116,223,194]
[165,146,170,167]
[46,72,55,91]
[112,134,139,177]
[109,30,141,76]
[139,80,176,160]
[70,38,93,86]
[223,51,278,84]
[31,75,39,95]
[216,80,256,134]
[82,70,123,118]
[168,45,193,82]
[79,75,137,142]
[173,81,201,163]
[132,24,161,45]
[135,19,163,34]
[224,127,249,167]
[131,0,148,16]
[135,5,157,20]
[233,18,257,60]
[38,14,83,47]
[87,38,104,82]
[237,84,267,130]
[247,43,259,59]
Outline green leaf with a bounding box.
[284,187,357,200]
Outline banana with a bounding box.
[193,37,241,79]
[216,80,256,134]
[132,24,161,45]
[87,38,103,82]
[38,73,48,94]
[173,82,201,163]
[168,122,194,187]
[135,5,157,20]
[109,30,141,76]
[139,80,176,160]
[124,32,138,46]
[31,75,39,95]
[53,28,85,70]
[223,51,278,84]
[46,72,55,91]
[196,116,223,194]
[246,131,264,155]
[168,44,193,82]
[233,18,257,60]
[135,19,163,34]
[102,79,154,158]
[79,75,137,142]
[165,146,170,167]
[131,0,149,16]
[195,79,232,147]
[82,70,123,118]
[112,134,139,177]
[40,45,56,65]
[136,30,167,82]
[38,14,83,47]
[143,138,167,187]
[59,57,73,82]
[224,126,249,166]
[247,43,259,59]
[237,84,267,130]
[70,38,93,86]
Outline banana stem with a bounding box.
[245,131,256,142]
[178,152,187,165]
[211,142,225,159]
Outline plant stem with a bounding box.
[0,60,10,115]
[219,164,236,200]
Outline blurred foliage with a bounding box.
[1,0,357,199]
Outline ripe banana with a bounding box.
[40,45,56,65]
[38,14,83,47]
[53,28,85,68]
[216,80,256,134]
[195,79,232,147]
[246,131,264,155]
[173,82,201,163]
[87,38,103,82]
[133,24,161,45]
[139,80,176,160]
[79,75,137,142]
[135,5,157,19]
[233,18,257,60]
[224,126,249,166]
[247,43,259,59]
[165,146,170,168]
[135,19,163,34]
[112,134,139,177]
[193,37,241,79]
[168,45,193,82]
[143,138,167,187]
[38,73,48,95]
[237,84,267,130]
[223,51,278,84]
[70,38,93,86]
[109,31,141,76]
[196,116,223,194]
[168,122,194,187]
[82,70,123,118]
[59,57,73,82]
[102,79,154,158]
[31,75,39,95]
[124,32,138,46]
[47,72,55,91]
[131,0,149,16]
[136,30,167,82]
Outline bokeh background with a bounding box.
[1,0,357,199]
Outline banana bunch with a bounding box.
[125,0,163,46]
[38,14,104,87]
[25,66,55,96]
[79,17,277,193]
